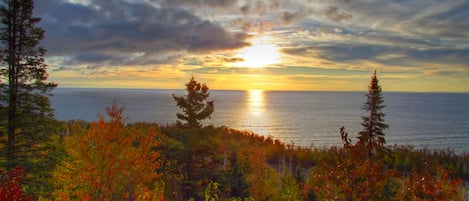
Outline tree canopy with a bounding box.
[173,75,214,128]
[53,103,162,200]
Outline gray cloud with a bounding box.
[36,0,249,65]
[333,0,469,40]
[283,0,469,74]
[280,11,307,24]
[322,6,353,22]
[282,42,469,70]
[402,2,469,40]
[37,0,469,87]
[240,5,250,15]
[278,5,353,25]
[238,0,284,15]
[152,0,237,9]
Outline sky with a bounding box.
[35,0,469,92]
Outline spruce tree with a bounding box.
[173,75,214,128]
[226,152,250,199]
[357,70,388,159]
[0,0,57,197]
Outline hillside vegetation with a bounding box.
[2,74,468,201]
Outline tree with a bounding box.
[224,152,250,199]
[310,73,398,200]
[357,70,388,159]
[0,0,57,197]
[53,103,163,200]
[243,146,279,201]
[173,75,214,128]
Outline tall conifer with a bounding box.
[357,70,388,158]
[0,0,57,197]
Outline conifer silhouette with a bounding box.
[173,75,214,128]
[358,70,388,158]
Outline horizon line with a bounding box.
[53,86,469,94]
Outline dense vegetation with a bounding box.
[0,1,467,200]
[1,74,468,200]
[0,0,58,198]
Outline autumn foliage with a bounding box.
[53,103,163,201]
[308,73,467,200]
[0,167,32,201]
[0,76,466,200]
[0,0,466,199]
[14,105,465,201]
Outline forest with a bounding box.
[0,0,468,200]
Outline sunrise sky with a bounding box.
[35,0,469,92]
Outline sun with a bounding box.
[233,36,281,68]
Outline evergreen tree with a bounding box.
[357,70,388,158]
[0,0,57,197]
[226,152,250,199]
[173,75,214,128]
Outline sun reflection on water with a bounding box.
[248,90,264,116]
[237,89,273,136]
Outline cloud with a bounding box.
[322,6,353,23]
[282,42,469,77]
[187,66,369,77]
[329,0,469,41]
[153,0,237,9]
[280,10,310,25]
[240,5,250,15]
[182,55,244,67]
[68,52,183,66]
[36,0,469,91]
[36,0,249,65]
[400,2,469,40]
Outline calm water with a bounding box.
[50,88,469,154]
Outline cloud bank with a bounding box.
[35,0,469,91]
[36,0,249,66]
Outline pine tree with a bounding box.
[173,75,214,128]
[0,0,57,197]
[357,70,388,159]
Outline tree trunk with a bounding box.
[6,0,19,170]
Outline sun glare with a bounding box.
[234,36,281,68]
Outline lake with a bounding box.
[50,88,469,154]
